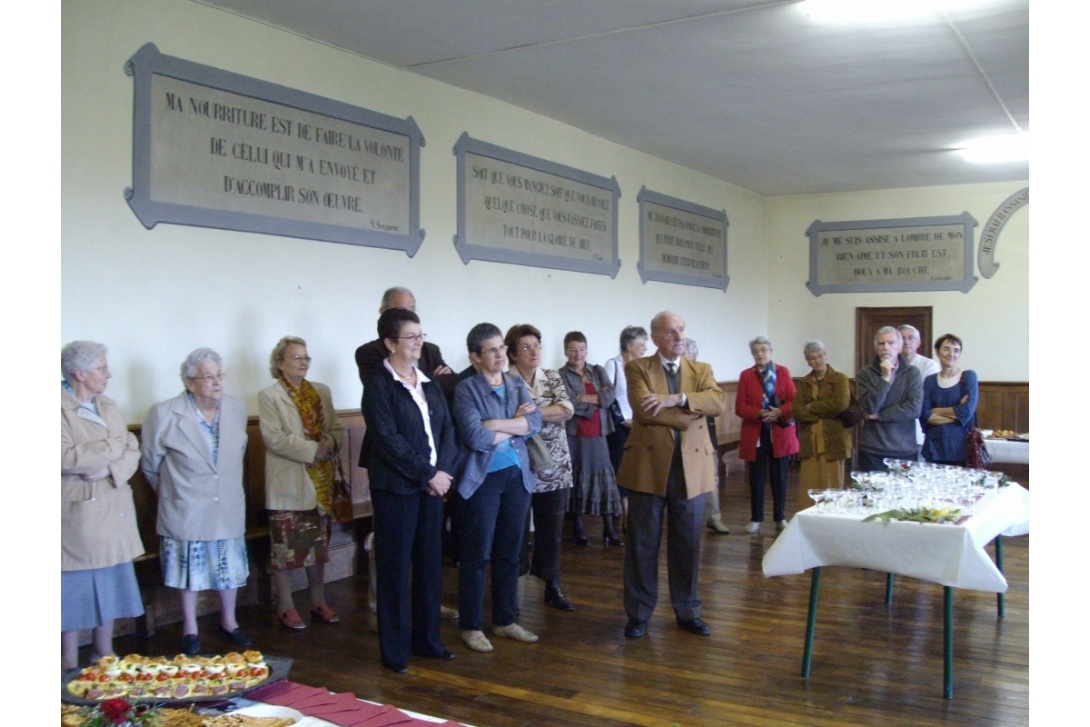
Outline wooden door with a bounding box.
[854,306,932,372]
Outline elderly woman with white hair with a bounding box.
[259,336,344,631]
[793,340,852,501]
[62,341,144,670]
[736,336,798,535]
[141,347,250,655]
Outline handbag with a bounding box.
[960,377,990,469]
[965,427,991,469]
[330,450,354,523]
[606,359,626,428]
[526,434,554,473]
[608,400,625,428]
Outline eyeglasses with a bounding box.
[288,355,313,363]
[88,365,110,374]
[191,372,226,383]
[517,343,541,352]
[481,345,508,356]
[396,333,428,342]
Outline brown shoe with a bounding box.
[278,609,306,630]
[311,604,340,624]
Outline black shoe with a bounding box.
[544,581,575,611]
[413,648,456,661]
[677,617,711,636]
[602,533,624,547]
[624,619,647,638]
[219,625,252,647]
[572,535,590,546]
[382,660,408,674]
[181,633,201,656]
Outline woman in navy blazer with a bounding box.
[361,308,458,674]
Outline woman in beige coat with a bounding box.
[259,336,343,630]
[141,348,250,656]
[61,341,143,670]
[794,340,853,501]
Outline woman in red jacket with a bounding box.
[736,337,798,536]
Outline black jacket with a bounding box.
[360,370,458,493]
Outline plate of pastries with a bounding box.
[62,651,291,705]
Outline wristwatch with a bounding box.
[679,392,688,408]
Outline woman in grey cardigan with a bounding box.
[559,331,623,546]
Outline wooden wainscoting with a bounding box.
[976,381,1029,433]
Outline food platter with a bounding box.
[982,429,1029,441]
[61,654,292,706]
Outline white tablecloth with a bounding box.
[762,484,1030,592]
[984,438,1029,464]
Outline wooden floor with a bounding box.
[113,466,1029,727]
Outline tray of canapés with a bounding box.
[984,429,1028,441]
[62,650,290,705]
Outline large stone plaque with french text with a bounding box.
[125,43,424,254]
[453,133,621,277]
[806,214,977,295]
[637,187,728,290]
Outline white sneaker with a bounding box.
[775,519,789,532]
[493,622,538,643]
[440,605,460,620]
[746,521,761,535]
[461,630,494,652]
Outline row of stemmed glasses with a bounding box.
[805,463,1002,517]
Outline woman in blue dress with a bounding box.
[920,333,979,466]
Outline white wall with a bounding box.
[62,0,767,421]
[62,0,1028,423]
[765,183,1029,380]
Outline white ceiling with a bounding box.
[195,0,1029,196]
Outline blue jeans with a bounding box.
[455,465,532,631]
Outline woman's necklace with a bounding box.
[393,366,415,380]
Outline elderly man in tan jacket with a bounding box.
[617,312,725,639]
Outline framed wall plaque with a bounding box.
[806,213,977,296]
[637,187,728,290]
[124,43,424,254]
[978,187,1028,279]
[453,133,621,277]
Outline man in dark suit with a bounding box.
[355,286,462,401]
[616,312,725,638]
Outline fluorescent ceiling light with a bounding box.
[956,133,1029,163]
[799,0,990,24]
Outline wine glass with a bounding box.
[807,488,825,512]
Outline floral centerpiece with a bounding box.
[78,699,157,726]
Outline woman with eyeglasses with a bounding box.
[140,347,250,655]
[452,323,542,653]
[62,341,144,669]
[259,336,344,631]
[361,309,458,673]
[505,324,576,611]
